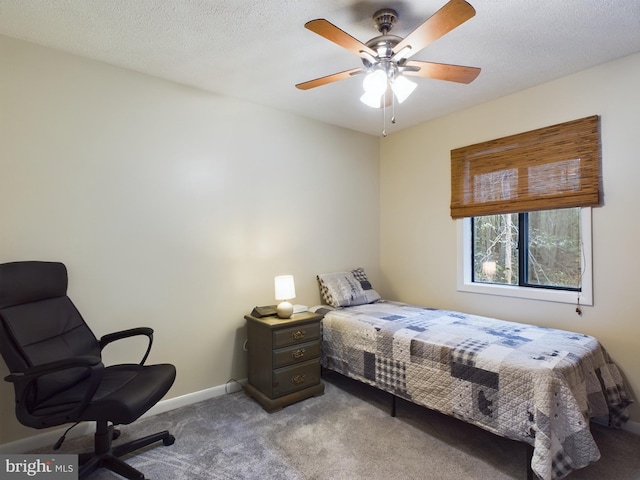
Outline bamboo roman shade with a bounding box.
[450,115,601,219]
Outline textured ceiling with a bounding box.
[1,0,640,136]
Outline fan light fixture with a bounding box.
[296,1,482,135]
[360,70,418,108]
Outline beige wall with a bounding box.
[379,52,640,422]
[0,36,380,444]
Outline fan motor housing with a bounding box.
[372,8,398,34]
[367,8,401,60]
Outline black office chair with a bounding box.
[0,261,177,480]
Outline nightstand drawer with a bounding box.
[273,340,320,368]
[272,359,320,398]
[273,322,320,348]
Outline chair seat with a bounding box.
[34,363,176,425]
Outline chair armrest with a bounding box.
[99,327,154,365]
[5,356,104,425]
[4,355,102,383]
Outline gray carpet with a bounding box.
[45,372,640,479]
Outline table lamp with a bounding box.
[274,275,296,319]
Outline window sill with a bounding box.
[456,281,592,306]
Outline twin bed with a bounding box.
[313,269,632,480]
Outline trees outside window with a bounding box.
[472,208,582,291]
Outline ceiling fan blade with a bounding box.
[296,67,364,90]
[403,61,480,84]
[394,0,476,59]
[305,19,377,58]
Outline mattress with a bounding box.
[320,301,631,480]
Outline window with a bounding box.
[457,208,592,305]
[451,116,599,306]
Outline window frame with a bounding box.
[457,207,593,305]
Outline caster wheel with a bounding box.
[163,435,175,446]
[112,429,121,440]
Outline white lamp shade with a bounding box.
[360,90,382,108]
[360,69,388,108]
[391,75,417,104]
[274,275,296,301]
[363,69,387,95]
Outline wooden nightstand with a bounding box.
[244,311,325,412]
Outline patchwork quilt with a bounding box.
[320,301,631,480]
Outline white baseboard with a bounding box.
[140,378,245,420]
[0,378,246,454]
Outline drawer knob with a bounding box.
[291,374,306,385]
[291,330,306,340]
[291,349,306,359]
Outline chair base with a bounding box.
[78,421,175,480]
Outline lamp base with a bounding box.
[276,301,293,319]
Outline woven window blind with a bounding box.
[450,115,601,219]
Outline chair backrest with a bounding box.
[0,261,101,409]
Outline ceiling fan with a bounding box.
[296,0,481,111]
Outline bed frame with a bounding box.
[382,387,535,479]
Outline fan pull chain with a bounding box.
[382,96,387,137]
[391,92,396,125]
